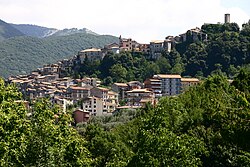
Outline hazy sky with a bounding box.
[1,0,250,43]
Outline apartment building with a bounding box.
[152,74,182,96]
[82,96,104,116]
[67,86,92,101]
[144,78,162,97]
[111,82,129,101]
[126,89,155,107]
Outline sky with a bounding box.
[0,0,250,43]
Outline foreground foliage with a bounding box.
[0,78,91,166]
[1,72,250,166]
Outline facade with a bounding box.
[149,39,172,59]
[73,109,90,124]
[139,44,150,54]
[149,40,165,59]
[82,90,118,116]
[52,96,73,112]
[153,74,182,96]
[126,89,155,106]
[90,87,109,100]
[119,36,139,51]
[181,78,200,92]
[111,83,129,101]
[90,87,118,113]
[106,91,118,113]
[127,81,143,90]
[103,43,120,54]
[144,78,162,97]
[75,77,101,87]
[179,27,207,42]
[82,96,104,116]
[39,64,60,75]
[67,86,91,100]
[78,48,104,63]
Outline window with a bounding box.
[94,105,96,108]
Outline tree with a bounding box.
[109,64,128,82]
[0,79,91,166]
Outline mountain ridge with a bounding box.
[11,23,99,38]
[0,19,25,41]
[0,19,118,78]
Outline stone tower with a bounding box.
[225,13,230,23]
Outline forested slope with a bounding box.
[0,34,118,78]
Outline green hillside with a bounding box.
[0,19,24,41]
[0,33,118,78]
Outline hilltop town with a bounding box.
[2,11,250,166]
[7,13,244,123]
[8,24,205,123]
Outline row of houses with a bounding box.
[73,27,208,65]
[111,75,199,107]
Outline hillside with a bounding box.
[0,33,118,78]
[11,24,58,38]
[0,19,24,41]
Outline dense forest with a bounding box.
[67,22,250,84]
[1,68,250,166]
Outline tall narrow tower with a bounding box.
[225,13,230,23]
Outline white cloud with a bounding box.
[0,0,249,42]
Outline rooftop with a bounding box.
[113,83,128,87]
[181,78,199,82]
[80,48,101,52]
[70,86,90,90]
[150,40,164,44]
[127,89,151,93]
[155,74,182,79]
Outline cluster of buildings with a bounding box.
[8,13,235,125]
[74,26,208,64]
[75,14,234,63]
[7,23,209,124]
[112,75,199,108]
[8,64,118,118]
[8,60,200,124]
